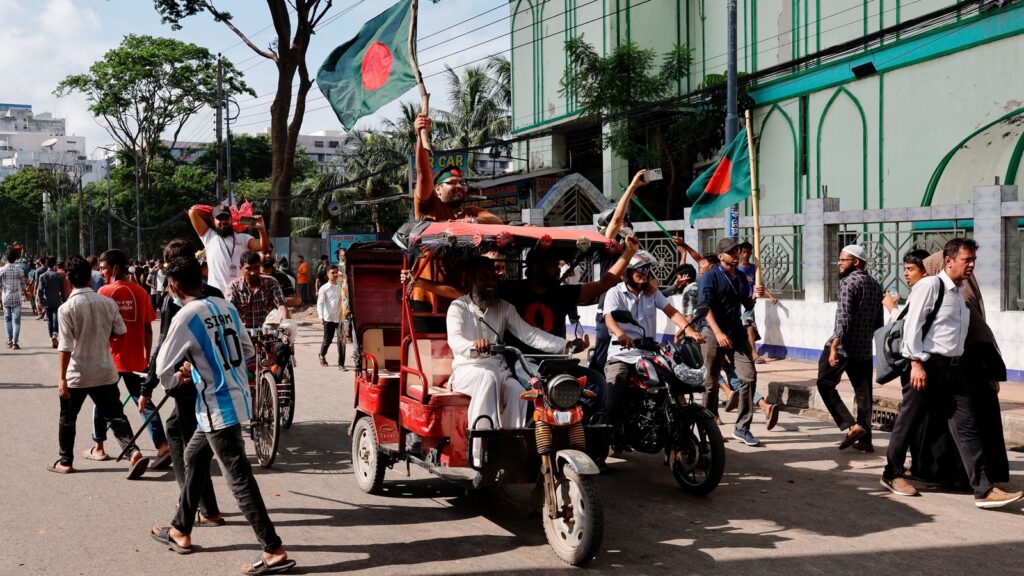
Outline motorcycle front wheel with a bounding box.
[670,412,725,495]
[543,466,603,566]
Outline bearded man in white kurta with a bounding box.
[446,257,566,429]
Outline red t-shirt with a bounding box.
[98,279,156,372]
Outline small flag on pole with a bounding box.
[317,0,417,130]
[686,128,752,226]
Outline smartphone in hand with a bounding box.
[643,168,663,183]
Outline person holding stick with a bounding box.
[150,253,294,573]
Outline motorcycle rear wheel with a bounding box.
[670,413,725,495]
[543,466,603,566]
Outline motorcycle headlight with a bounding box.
[546,374,582,410]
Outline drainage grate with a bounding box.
[871,406,899,432]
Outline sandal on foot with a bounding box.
[242,558,296,575]
[151,526,193,555]
[153,452,172,470]
[82,448,110,461]
[195,515,226,528]
[127,456,150,480]
[47,459,74,474]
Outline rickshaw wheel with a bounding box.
[543,466,603,566]
[252,372,280,469]
[352,417,386,494]
[278,364,295,429]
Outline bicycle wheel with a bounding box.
[278,363,295,429]
[251,371,280,468]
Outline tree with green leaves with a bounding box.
[153,0,338,238]
[561,37,751,218]
[54,34,251,199]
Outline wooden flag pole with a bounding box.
[744,109,763,288]
[409,0,432,152]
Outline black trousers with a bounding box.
[171,425,281,552]
[883,357,995,498]
[58,382,139,467]
[815,347,874,444]
[588,312,611,372]
[320,321,348,366]
[165,390,220,518]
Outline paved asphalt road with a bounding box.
[3,303,1024,575]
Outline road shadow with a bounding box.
[0,382,54,389]
[258,420,351,475]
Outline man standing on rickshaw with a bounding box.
[409,113,502,332]
[448,257,570,431]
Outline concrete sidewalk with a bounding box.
[754,357,1024,447]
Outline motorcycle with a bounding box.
[604,309,725,495]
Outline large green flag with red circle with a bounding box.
[686,128,752,225]
[317,0,416,130]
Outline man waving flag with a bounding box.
[686,128,752,226]
[317,0,417,130]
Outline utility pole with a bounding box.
[725,0,739,240]
[215,53,224,203]
[226,95,234,203]
[77,168,85,256]
[134,157,142,261]
[105,155,113,251]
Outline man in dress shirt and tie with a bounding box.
[880,238,1022,508]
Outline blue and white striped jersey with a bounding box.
[155,296,256,432]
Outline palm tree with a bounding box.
[436,64,510,154]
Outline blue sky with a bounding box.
[0,0,510,153]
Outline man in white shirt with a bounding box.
[880,238,1023,509]
[603,251,704,445]
[316,265,347,368]
[188,202,269,293]
[447,257,567,429]
[49,255,149,479]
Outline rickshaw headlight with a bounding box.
[546,374,581,410]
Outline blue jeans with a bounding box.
[588,312,611,372]
[93,371,168,449]
[512,357,607,417]
[4,305,21,342]
[45,307,59,338]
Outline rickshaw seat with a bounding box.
[404,338,469,406]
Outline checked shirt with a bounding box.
[227,275,286,330]
[829,269,883,360]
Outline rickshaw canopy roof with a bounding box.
[417,222,611,247]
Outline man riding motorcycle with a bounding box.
[602,250,704,450]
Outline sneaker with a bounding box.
[851,441,874,453]
[880,476,919,496]
[50,335,58,349]
[5,340,11,348]
[975,487,1024,509]
[732,428,760,446]
[11,342,19,350]
[764,403,780,431]
[725,391,739,412]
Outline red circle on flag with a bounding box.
[361,42,393,91]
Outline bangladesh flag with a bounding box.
[317,0,416,130]
[686,128,752,225]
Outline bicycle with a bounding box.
[247,322,296,468]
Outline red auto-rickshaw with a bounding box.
[345,222,617,566]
